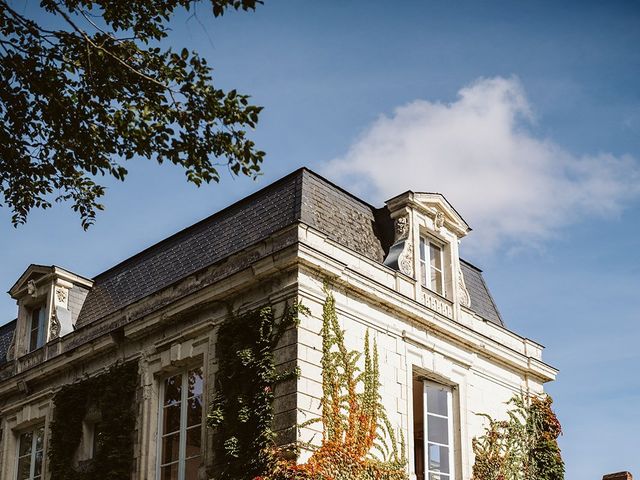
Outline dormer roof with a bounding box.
[385,191,471,238]
[9,264,93,299]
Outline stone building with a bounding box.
[0,168,557,480]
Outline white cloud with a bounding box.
[326,76,640,253]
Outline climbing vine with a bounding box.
[207,303,307,480]
[48,361,138,480]
[262,286,408,480]
[471,393,564,480]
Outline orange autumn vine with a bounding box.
[262,285,408,480]
[471,394,564,480]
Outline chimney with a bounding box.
[603,472,633,480]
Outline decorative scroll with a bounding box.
[457,267,472,308]
[383,215,414,277]
[50,309,61,340]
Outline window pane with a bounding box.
[427,415,449,445]
[187,396,203,427]
[19,432,33,456]
[185,456,201,480]
[430,269,443,294]
[161,463,179,480]
[30,327,39,352]
[17,456,31,480]
[426,386,448,416]
[188,368,203,397]
[420,262,427,286]
[161,432,180,464]
[185,426,201,458]
[163,404,181,435]
[429,243,442,270]
[428,443,450,473]
[37,308,46,347]
[420,238,427,262]
[35,427,44,451]
[34,450,43,476]
[429,473,449,480]
[164,375,182,406]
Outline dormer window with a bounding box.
[419,237,444,296]
[29,306,46,352]
[8,265,93,361]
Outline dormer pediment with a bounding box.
[8,265,52,300]
[9,265,93,300]
[385,191,471,238]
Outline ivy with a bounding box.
[471,393,564,480]
[207,303,308,480]
[48,361,138,480]
[263,285,408,480]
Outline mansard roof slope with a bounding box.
[75,168,393,327]
[0,319,16,365]
[460,259,503,325]
[3,168,504,334]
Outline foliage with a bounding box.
[0,0,264,228]
[471,393,564,480]
[48,361,138,480]
[208,302,308,480]
[262,285,408,480]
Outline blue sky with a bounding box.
[2,0,639,477]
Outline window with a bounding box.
[28,307,46,352]
[413,379,454,480]
[157,367,203,480]
[419,237,444,295]
[16,426,45,480]
[91,422,104,458]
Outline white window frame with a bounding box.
[419,236,445,296]
[15,425,45,480]
[423,380,454,480]
[156,367,203,480]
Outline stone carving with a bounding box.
[423,291,453,319]
[434,210,445,229]
[394,215,410,241]
[384,215,415,277]
[27,280,37,297]
[49,309,61,340]
[55,287,67,305]
[457,267,471,308]
[398,238,414,277]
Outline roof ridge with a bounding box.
[460,257,483,272]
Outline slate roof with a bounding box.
[4,168,504,337]
[0,319,15,365]
[76,170,305,326]
[460,259,504,326]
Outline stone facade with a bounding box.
[0,168,557,480]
